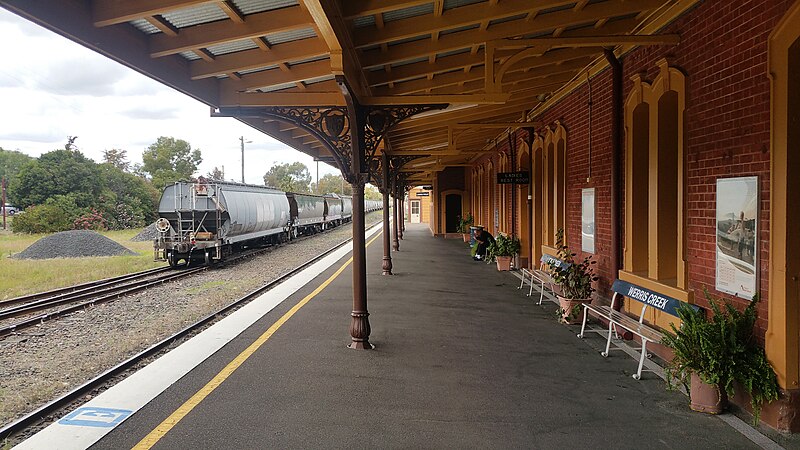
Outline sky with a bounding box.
[0,8,340,185]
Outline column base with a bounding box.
[347,341,374,350]
[382,257,393,275]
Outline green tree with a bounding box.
[102,148,130,171]
[364,185,382,200]
[263,162,311,193]
[0,147,34,182]
[97,164,160,229]
[9,149,102,209]
[141,136,202,188]
[312,173,351,195]
[206,166,225,181]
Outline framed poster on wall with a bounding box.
[716,176,758,299]
[581,188,595,254]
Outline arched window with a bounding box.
[622,59,687,326]
[542,123,567,249]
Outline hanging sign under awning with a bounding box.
[497,171,529,184]
[416,192,430,197]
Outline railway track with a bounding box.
[0,229,331,337]
[0,231,359,442]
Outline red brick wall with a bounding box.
[466,0,796,335]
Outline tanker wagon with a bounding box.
[154,181,290,267]
[286,192,326,237]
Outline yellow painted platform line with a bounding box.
[133,233,382,450]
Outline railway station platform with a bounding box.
[18,223,784,449]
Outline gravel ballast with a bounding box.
[13,230,137,260]
[0,213,384,436]
[130,222,158,242]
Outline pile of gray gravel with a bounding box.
[131,222,158,242]
[13,230,138,260]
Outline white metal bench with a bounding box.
[518,253,570,304]
[578,279,700,380]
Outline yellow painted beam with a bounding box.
[493,34,680,48]
[93,0,217,27]
[190,38,329,79]
[219,90,345,106]
[362,93,509,105]
[219,59,331,91]
[150,6,314,58]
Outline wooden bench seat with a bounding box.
[518,254,570,304]
[578,279,699,380]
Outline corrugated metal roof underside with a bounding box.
[383,3,434,23]
[265,28,317,45]
[488,13,528,27]
[206,39,260,56]
[179,50,201,60]
[443,0,487,10]
[390,56,428,68]
[303,74,336,86]
[439,23,480,36]
[232,0,299,15]
[162,3,229,28]
[352,15,375,28]
[129,19,160,34]
[259,81,297,92]
[287,54,329,66]
[237,65,281,75]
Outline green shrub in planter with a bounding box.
[662,292,779,424]
[486,234,521,262]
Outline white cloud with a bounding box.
[0,8,342,185]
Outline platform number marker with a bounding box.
[59,407,132,428]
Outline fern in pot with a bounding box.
[549,228,598,323]
[662,292,779,423]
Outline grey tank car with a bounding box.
[154,181,375,267]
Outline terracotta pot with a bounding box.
[557,295,591,324]
[496,256,512,271]
[690,372,728,414]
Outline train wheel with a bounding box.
[205,251,215,267]
[167,252,178,268]
[291,227,298,240]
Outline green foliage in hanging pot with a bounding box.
[662,292,779,424]
[456,213,474,234]
[549,228,597,300]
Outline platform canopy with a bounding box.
[1,0,684,182]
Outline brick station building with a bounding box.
[439,1,800,431]
[4,0,800,432]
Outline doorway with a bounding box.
[445,194,462,233]
[410,200,421,223]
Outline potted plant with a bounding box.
[662,292,779,423]
[549,228,598,323]
[486,234,521,271]
[456,213,474,242]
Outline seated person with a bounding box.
[473,229,495,261]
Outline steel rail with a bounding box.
[0,234,357,441]
[0,267,171,308]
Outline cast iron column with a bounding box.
[399,186,405,239]
[381,153,393,275]
[392,176,400,251]
[349,180,371,348]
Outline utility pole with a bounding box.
[239,136,245,183]
[2,177,7,230]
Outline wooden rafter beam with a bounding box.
[341,0,431,19]
[373,53,594,96]
[219,90,346,106]
[219,59,332,92]
[93,0,218,27]
[145,16,179,36]
[430,72,575,95]
[150,6,313,58]
[353,0,575,48]
[357,1,652,68]
[452,121,542,128]
[190,38,328,79]
[492,34,680,49]
[362,93,510,105]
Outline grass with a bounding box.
[185,281,228,295]
[0,224,165,300]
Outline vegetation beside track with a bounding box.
[0,227,164,300]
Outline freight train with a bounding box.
[154,181,381,267]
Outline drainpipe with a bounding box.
[605,49,622,286]
[605,49,626,332]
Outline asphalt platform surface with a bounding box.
[93,223,764,449]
